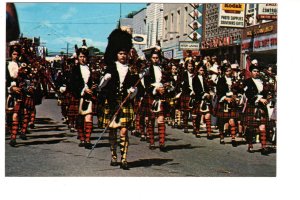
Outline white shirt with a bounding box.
[187,71,193,88]
[153,65,162,83]
[252,78,263,93]
[225,76,232,90]
[80,64,90,95]
[198,75,205,93]
[8,61,19,79]
[116,61,129,89]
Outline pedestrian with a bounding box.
[243,62,274,155]
[191,64,213,139]
[143,49,171,151]
[178,59,195,133]
[69,42,97,149]
[99,28,139,170]
[215,65,242,146]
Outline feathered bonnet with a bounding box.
[104,28,133,66]
[76,39,89,57]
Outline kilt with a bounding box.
[139,95,165,119]
[179,94,192,111]
[215,102,240,120]
[99,96,134,129]
[11,99,22,113]
[61,91,71,106]
[192,101,212,116]
[67,95,80,117]
[23,95,35,111]
[91,96,98,116]
[243,104,269,128]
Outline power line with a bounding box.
[20,21,117,24]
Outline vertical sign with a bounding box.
[218,3,245,28]
[188,3,203,44]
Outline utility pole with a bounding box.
[66,42,69,57]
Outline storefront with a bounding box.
[241,21,277,68]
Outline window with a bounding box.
[164,16,168,39]
[177,9,181,34]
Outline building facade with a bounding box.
[201,3,243,65]
[132,8,147,58]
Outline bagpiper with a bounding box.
[243,62,275,155]
[69,41,97,149]
[99,28,139,170]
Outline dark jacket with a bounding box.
[69,64,93,98]
[192,75,209,102]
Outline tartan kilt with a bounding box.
[91,96,98,116]
[67,95,80,117]
[192,101,212,115]
[99,96,134,129]
[243,104,269,128]
[61,91,71,106]
[140,95,165,119]
[23,95,35,111]
[180,94,192,111]
[11,99,22,113]
[215,102,240,120]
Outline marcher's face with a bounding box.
[198,67,205,75]
[78,53,87,65]
[11,51,19,61]
[251,69,260,78]
[225,68,232,77]
[151,54,159,64]
[187,63,194,73]
[117,51,128,64]
[171,66,177,74]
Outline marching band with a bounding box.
[6,28,277,170]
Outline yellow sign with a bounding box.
[222,4,245,12]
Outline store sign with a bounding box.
[222,3,245,12]
[219,3,245,28]
[179,41,200,50]
[132,34,147,45]
[241,38,252,53]
[163,50,173,59]
[257,3,277,20]
[246,25,274,37]
[253,33,277,52]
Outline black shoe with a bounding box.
[140,135,146,141]
[261,148,270,156]
[207,134,213,140]
[29,123,35,129]
[149,144,155,150]
[78,141,85,147]
[196,133,201,138]
[184,128,189,133]
[220,139,225,144]
[9,140,17,147]
[84,142,93,149]
[173,123,178,129]
[232,139,237,147]
[110,157,118,166]
[159,144,167,152]
[19,133,27,140]
[247,147,254,153]
[120,161,129,170]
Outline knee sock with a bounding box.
[84,121,93,143]
[120,134,129,162]
[158,123,165,145]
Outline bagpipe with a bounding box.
[253,73,277,121]
[150,68,174,113]
[79,65,100,115]
[224,76,245,112]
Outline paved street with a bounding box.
[5,98,276,177]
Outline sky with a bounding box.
[15,2,146,54]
